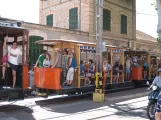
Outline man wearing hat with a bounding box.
[53,48,62,68]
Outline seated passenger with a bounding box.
[80,60,85,78]
[43,53,52,67]
[113,61,119,83]
[84,59,95,85]
[66,51,77,85]
[119,62,123,80]
[106,60,112,77]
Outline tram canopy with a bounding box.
[34,39,119,48]
[0,23,29,37]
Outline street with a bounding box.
[0,88,149,120]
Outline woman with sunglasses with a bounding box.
[2,37,22,88]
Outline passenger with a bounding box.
[113,61,119,83]
[143,59,148,79]
[28,66,34,88]
[66,51,77,85]
[62,48,69,84]
[52,48,62,68]
[84,59,95,85]
[35,50,47,67]
[2,38,22,88]
[1,36,9,79]
[80,60,85,78]
[151,62,156,79]
[43,53,52,67]
[125,56,131,80]
[106,60,112,77]
[118,62,123,80]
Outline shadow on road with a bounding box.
[0,105,35,120]
[37,96,148,119]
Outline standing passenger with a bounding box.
[52,48,62,68]
[2,38,22,88]
[66,52,77,85]
[143,59,148,79]
[62,48,69,84]
[35,50,47,67]
[125,56,131,80]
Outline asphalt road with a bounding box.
[0,88,150,120]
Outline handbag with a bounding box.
[1,53,8,63]
[1,48,11,63]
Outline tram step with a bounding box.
[7,89,24,101]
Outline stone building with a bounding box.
[136,30,160,52]
[39,0,136,48]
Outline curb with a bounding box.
[105,91,150,102]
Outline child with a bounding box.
[28,67,34,88]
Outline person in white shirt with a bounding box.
[2,37,22,88]
[43,53,52,67]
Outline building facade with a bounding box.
[39,0,136,48]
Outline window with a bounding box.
[46,14,53,26]
[121,14,127,34]
[69,7,78,30]
[103,9,111,31]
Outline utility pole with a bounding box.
[93,0,104,103]
[95,0,103,73]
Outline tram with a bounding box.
[125,50,159,84]
[0,20,29,100]
[34,39,130,96]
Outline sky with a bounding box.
[0,0,158,38]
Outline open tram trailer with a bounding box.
[34,39,133,96]
[0,23,29,100]
[125,50,158,83]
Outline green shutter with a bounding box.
[29,36,43,67]
[46,14,53,26]
[103,9,111,31]
[121,14,127,34]
[69,8,78,30]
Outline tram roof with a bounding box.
[125,50,159,56]
[34,39,119,48]
[0,22,28,37]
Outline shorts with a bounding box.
[66,67,74,81]
[7,62,18,71]
[86,73,95,77]
[126,68,130,73]
[143,66,148,70]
